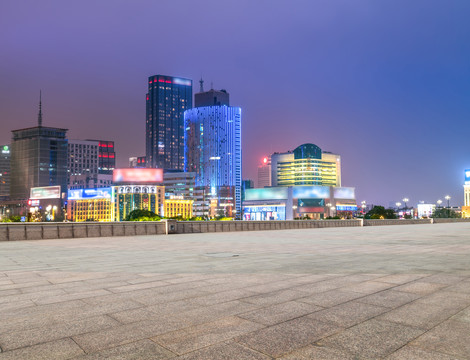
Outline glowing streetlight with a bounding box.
[402,198,409,209]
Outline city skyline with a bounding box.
[1,1,469,206]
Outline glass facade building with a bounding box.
[146,75,192,170]
[184,100,242,217]
[271,143,341,187]
[0,145,10,198]
[10,126,68,199]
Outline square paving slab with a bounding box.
[1,223,470,359]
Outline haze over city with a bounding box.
[1,0,469,206]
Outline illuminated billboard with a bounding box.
[30,186,61,199]
[333,187,355,200]
[293,186,330,199]
[465,169,470,185]
[113,168,163,184]
[68,187,113,200]
[245,187,288,201]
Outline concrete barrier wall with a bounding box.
[1,217,468,241]
[0,222,166,241]
[175,219,362,234]
[433,218,470,224]
[363,219,432,226]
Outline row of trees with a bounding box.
[364,206,460,219]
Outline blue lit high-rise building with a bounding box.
[184,86,242,218]
[146,75,192,170]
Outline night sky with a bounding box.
[1,0,469,206]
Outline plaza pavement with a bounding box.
[0,222,470,359]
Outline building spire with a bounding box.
[38,90,43,127]
[199,77,204,93]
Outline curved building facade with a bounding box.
[271,143,341,187]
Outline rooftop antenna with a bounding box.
[199,77,204,93]
[38,90,43,127]
[210,81,214,90]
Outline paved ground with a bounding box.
[1,223,470,359]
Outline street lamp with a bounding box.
[437,199,442,208]
[402,198,409,210]
[396,202,402,218]
[445,195,451,218]
[361,201,366,217]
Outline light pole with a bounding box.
[361,201,366,218]
[445,195,451,217]
[396,202,402,218]
[326,203,331,218]
[402,198,409,216]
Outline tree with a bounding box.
[432,208,460,218]
[365,206,397,219]
[125,209,162,221]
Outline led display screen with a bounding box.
[30,186,61,199]
[336,205,357,211]
[333,187,355,200]
[244,187,288,201]
[113,168,163,184]
[465,169,470,184]
[68,187,113,200]
[292,186,330,199]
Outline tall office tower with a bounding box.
[146,75,192,170]
[97,140,115,174]
[67,140,99,185]
[0,145,11,198]
[184,87,242,218]
[271,143,341,187]
[10,95,68,199]
[257,156,271,188]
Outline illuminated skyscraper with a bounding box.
[184,87,242,217]
[146,75,192,170]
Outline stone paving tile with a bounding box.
[375,273,430,284]
[33,289,112,305]
[0,315,118,351]
[421,274,466,285]
[173,300,261,328]
[393,281,448,295]
[340,280,395,294]
[278,344,356,360]
[109,307,161,324]
[236,316,341,358]
[385,346,461,360]
[409,318,470,359]
[152,316,264,355]
[240,289,310,307]
[175,341,271,360]
[71,339,176,359]
[298,289,365,307]
[238,301,323,326]
[107,280,171,293]
[308,300,389,328]
[413,290,470,310]
[0,338,84,360]
[444,280,470,294]
[319,319,425,359]
[72,317,185,353]
[378,302,461,330]
[190,289,257,306]
[356,289,421,308]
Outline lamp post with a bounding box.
[402,198,409,216]
[326,203,331,218]
[396,202,402,219]
[361,200,366,218]
[445,195,451,218]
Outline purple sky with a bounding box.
[1,0,469,206]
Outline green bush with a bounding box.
[125,209,162,221]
